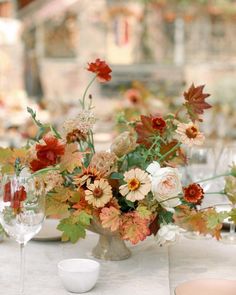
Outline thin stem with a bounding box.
[159,142,181,162]
[196,172,231,184]
[81,75,97,109]
[20,243,25,295]
[159,192,225,205]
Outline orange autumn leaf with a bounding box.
[60,143,82,173]
[173,206,223,240]
[100,206,121,232]
[184,84,211,122]
[120,212,150,244]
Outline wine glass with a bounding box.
[0,174,45,295]
[218,144,236,244]
[184,145,216,239]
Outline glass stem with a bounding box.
[229,222,235,237]
[20,243,25,295]
[229,203,236,240]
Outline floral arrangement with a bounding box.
[1,58,236,246]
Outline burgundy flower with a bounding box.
[30,135,65,172]
[183,183,204,204]
[152,117,166,132]
[87,58,112,82]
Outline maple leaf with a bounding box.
[46,187,77,216]
[99,206,121,232]
[60,143,82,173]
[57,212,92,243]
[46,197,69,216]
[135,115,166,147]
[0,147,28,174]
[184,84,211,122]
[136,204,152,219]
[174,206,225,240]
[120,212,150,244]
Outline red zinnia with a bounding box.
[183,183,204,204]
[87,58,112,82]
[152,117,166,132]
[30,135,65,172]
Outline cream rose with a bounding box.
[146,161,182,209]
[156,224,183,246]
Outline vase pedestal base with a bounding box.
[92,234,131,261]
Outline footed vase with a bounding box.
[88,219,131,261]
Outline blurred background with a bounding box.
[0,0,235,149]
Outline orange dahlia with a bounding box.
[183,183,204,204]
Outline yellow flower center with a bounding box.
[128,178,141,191]
[93,187,103,198]
[185,126,198,139]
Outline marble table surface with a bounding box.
[0,232,236,295]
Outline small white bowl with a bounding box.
[58,258,100,293]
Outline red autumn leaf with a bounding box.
[184,84,211,122]
[148,215,160,236]
[87,58,112,82]
[135,115,166,147]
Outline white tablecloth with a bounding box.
[0,233,236,294]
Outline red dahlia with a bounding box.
[30,135,65,172]
[87,58,112,82]
[183,183,204,204]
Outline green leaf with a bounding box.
[76,211,92,226]
[206,211,228,229]
[110,172,124,180]
[158,210,173,225]
[57,222,86,243]
[125,199,136,209]
[50,125,62,139]
[136,205,152,219]
[57,214,89,243]
[229,208,236,223]
[69,191,81,203]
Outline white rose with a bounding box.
[146,161,182,209]
[156,224,183,246]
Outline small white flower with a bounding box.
[146,161,182,209]
[156,224,183,246]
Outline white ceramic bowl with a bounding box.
[58,258,100,293]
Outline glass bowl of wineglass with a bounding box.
[0,174,45,295]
